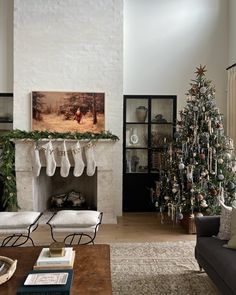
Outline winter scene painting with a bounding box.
[32,91,105,132]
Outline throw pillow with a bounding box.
[217,202,232,240]
[223,206,236,249]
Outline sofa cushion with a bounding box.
[224,206,236,249]
[49,210,101,228]
[217,203,232,240]
[197,236,236,291]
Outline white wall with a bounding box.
[124,0,228,118]
[14,0,123,216]
[0,0,13,92]
[229,0,236,65]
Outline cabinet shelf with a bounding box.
[123,95,176,212]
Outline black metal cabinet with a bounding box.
[123,95,177,212]
[0,93,13,133]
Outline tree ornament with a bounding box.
[179,159,185,170]
[197,194,204,201]
[218,158,224,164]
[218,170,224,181]
[195,65,207,76]
[227,181,235,191]
[176,212,183,221]
[200,87,207,94]
[200,200,208,208]
[196,212,204,217]
[224,153,232,161]
[193,106,199,112]
[200,153,205,160]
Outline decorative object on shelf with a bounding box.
[136,106,148,122]
[152,114,167,123]
[0,256,17,285]
[131,155,140,172]
[32,91,105,133]
[0,129,118,211]
[153,65,236,230]
[130,127,139,145]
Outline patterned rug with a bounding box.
[110,241,219,295]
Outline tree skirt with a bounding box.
[110,241,219,295]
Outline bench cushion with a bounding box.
[49,210,101,228]
[0,212,41,229]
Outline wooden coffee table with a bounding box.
[0,244,112,294]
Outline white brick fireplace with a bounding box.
[14,139,117,223]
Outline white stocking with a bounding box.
[42,141,56,177]
[71,141,85,177]
[85,142,96,176]
[32,143,41,177]
[58,141,71,177]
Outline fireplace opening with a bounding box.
[36,167,97,212]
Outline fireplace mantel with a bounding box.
[14,139,117,223]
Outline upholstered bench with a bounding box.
[46,210,103,245]
[0,211,42,247]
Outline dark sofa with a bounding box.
[195,216,236,295]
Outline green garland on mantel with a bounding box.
[0,129,119,211]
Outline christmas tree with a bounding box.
[156,66,236,220]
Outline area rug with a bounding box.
[110,241,219,295]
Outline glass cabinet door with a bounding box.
[124,96,176,174]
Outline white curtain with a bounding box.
[227,66,236,150]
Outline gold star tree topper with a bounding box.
[195,65,207,77]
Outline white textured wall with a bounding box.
[0,0,13,92]
[229,0,236,65]
[124,0,228,119]
[14,0,123,216]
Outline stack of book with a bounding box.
[17,269,73,295]
[33,247,75,270]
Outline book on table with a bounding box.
[16,269,73,295]
[33,247,75,270]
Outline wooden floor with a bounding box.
[30,212,196,246]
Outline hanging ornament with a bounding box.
[179,161,185,170]
[176,211,183,221]
[218,158,224,164]
[200,87,207,94]
[196,194,204,201]
[187,182,193,190]
[218,170,224,181]
[210,188,218,196]
[193,106,198,112]
[227,181,235,191]
[224,153,232,161]
[200,200,208,208]
[199,153,205,160]
[196,212,204,217]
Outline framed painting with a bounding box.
[31,91,105,132]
